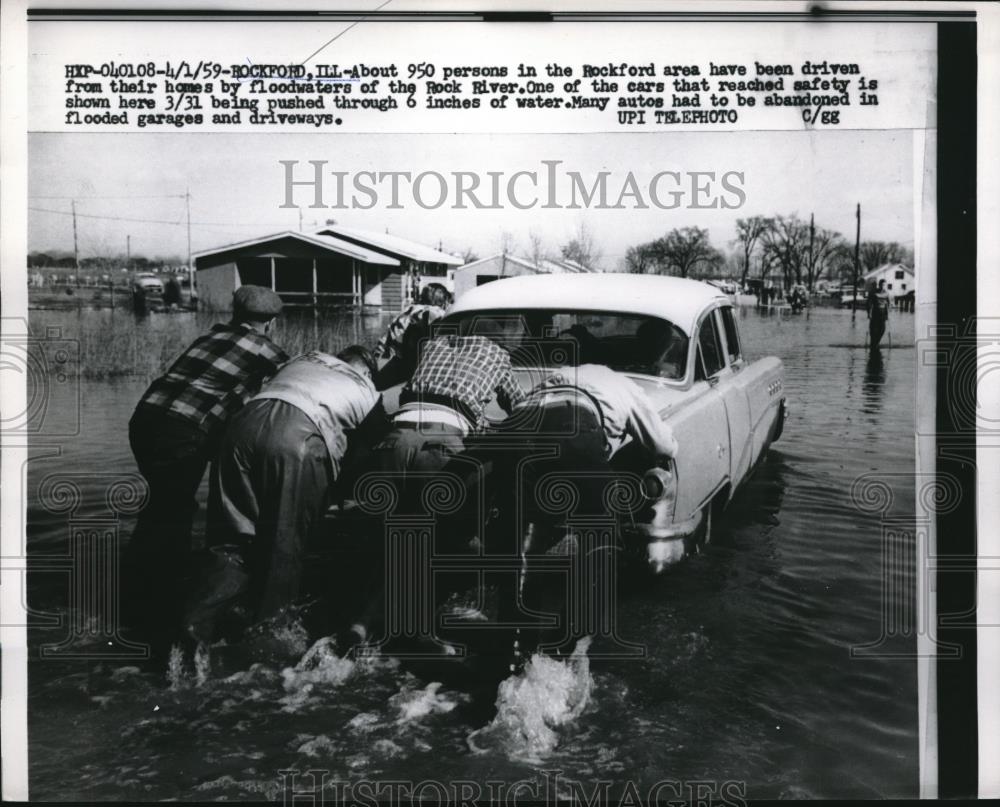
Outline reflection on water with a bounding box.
[26,306,917,800]
[862,349,887,416]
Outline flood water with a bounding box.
[24,305,917,800]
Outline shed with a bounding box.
[193,231,401,312]
[313,223,463,309]
[453,253,596,300]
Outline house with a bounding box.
[192,226,462,312]
[863,263,915,301]
[453,253,595,300]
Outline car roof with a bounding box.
[448,273,729,336]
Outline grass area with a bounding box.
[61,309,389,380]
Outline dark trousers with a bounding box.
[125,408,212,648]
[356,421,472,643]
[869,311,887,348]
[493,401,617,658]
[185,399,333,642]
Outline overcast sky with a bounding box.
[29,129,915,268]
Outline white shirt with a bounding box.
[254,351,379,477]
[526,364,678,459]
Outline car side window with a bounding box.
[696,311,725,379]
[720,306,742,364]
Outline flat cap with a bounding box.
[233,285,283,320]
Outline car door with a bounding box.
[668,310,730,520]
[714,306,754,488]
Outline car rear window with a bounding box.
[436,309,688,380]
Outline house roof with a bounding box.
[448,273,730,336]
[456,253,540,273]
[863,262,914,280]
[315,224,463,265]
[192,231,399,266]
[539,257,593,273]
[457,254,597,274]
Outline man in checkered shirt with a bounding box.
[372,282,451,390]
[345,333,524,651]
[124,285,288,650]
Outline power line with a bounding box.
[28,193,187,200]
[30,206,185,225]
[28,206,297,229]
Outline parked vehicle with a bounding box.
[440,273,787,571]
[706,279,738,295]
[840,291,867,310]
[131,272,164,294]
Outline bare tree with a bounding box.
[859,240,909,273]
[560,221,602,270]
[459,246,479,265]
[527,231,547,269]
[804,227,844,290]
[497,230,517,257]
[760,214,809,290]
[653,226,721,278]
[624,243,658,274]
[732,215,771,287]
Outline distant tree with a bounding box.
[859,240,909,273]
[732,216,771,287]
[760,214,809,290]
[28,252,53,268]
[560,222,601,270]
[498,231,516,257]
[653,226,721,278]
[459,247,479,265]
[624,243,658,274]
[804,226,844,290]
[527,231,547,269]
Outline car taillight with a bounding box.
[642,466,675,503]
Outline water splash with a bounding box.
[166,645,189,691]
[390,680,466,724]
[278,637,355,711]
[468,637,593,761]
[194,642,211,687]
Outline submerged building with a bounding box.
[193,225,462,312]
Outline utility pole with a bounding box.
[71,199,79,271]
[126,234,131,270]
[186,187,195,300]
[852,203,861,322]
[808,212,815,290]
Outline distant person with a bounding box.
[866,279,890,350]
[131,283,148,316]
[185,346,387,643]
[124,285,288,652]
[372,282,452,390]
[163,276,183,309]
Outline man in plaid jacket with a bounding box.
[345,333,525,651]
[125,285,288,650]
[372,282,451,390]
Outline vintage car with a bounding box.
[437,273,787,572]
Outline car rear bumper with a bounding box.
[622,509,704,573]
